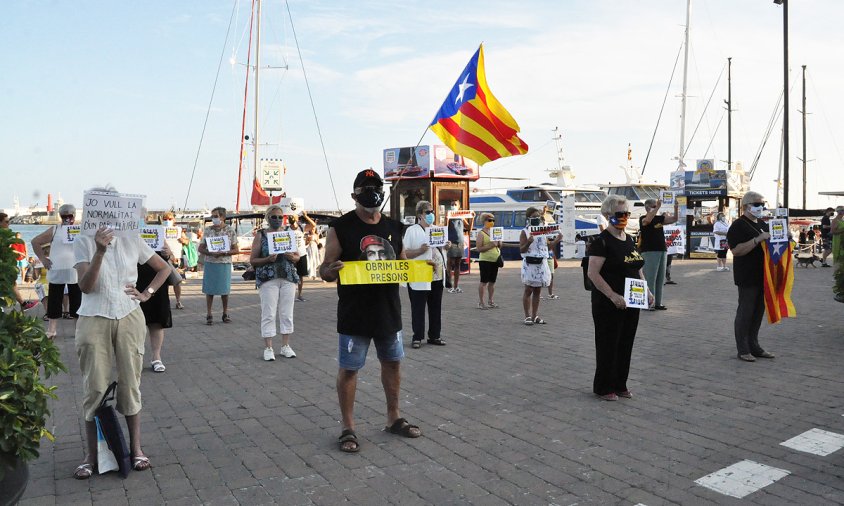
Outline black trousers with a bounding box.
[47,283,81,319]
[592,295,639,395]
[734,284,765,356]
[407,280,444,341]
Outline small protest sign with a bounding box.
[769,219,788,243]
[164,227,181,240]
[490,227,504,242]
[446,210,475,220]
[339,260,433,285]
[82,190,145,237]
[267,231,296,254]
[664,226,685,255]
[140,227,164,251]
[428,226,446,247]
[624,278,649,309]
[61,225,82,244]
[661,191,675,205]
[529,224,560,238]
[205,235,231,253]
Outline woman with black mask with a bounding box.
[519,206,553,325]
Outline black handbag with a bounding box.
[496,254,504,268]
[93,382,132,478]
[581,256,593,291]
[524,256,544,265]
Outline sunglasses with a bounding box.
[614,211,631,218]
[750,203,765,207]
[60,214,74,219]
[422,210,434,215]
[485,218,495,222]
[354,185,382,195]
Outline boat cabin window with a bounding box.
[514,210,527,228]
[608,186,640,201]
[574,191,607,203]
[638,186,663,200]
[496,211,513,227]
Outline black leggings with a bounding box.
[47,283,81,319]
[592,295,639,396]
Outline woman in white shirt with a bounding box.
[713,212,730,272]
[402,200,449,349]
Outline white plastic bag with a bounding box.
[95,417,119,474]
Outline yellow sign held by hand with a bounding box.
[339,260,433,285]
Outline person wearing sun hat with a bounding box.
[319,169,422,453]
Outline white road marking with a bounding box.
[694,460,790,499]
[780,428,844,456]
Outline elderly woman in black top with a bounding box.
[587,195,652,401]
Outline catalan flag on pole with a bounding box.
[761,239,796,324]
[429,44,528,165]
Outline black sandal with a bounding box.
[222,313,232,323]
[206,315,213,326]
[338,429,360,453]
[385,417,422,438]
[426,338,446,346]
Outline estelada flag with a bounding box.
[761,239,796,324]
[250,178,282,206]
[429,44,528,165]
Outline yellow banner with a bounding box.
[339,260,433,285]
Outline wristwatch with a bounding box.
[146,287,155,296]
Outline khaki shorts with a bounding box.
[75,309,146,421]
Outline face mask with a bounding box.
[718,215,725,222]
[163,220,174,227]
[424,213,435,225]
[609,215,628,229]
[211,217,221,226]
[355,188,385,209]
[528,217,541,227]
[268,216,284,229]
[748,205,764,219]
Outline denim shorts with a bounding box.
[338,332,404,371]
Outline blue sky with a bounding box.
[2,0,843,212]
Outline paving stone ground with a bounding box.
[16,258,844,505]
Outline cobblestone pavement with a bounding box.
[16,258,844,505]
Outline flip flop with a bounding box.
[533,317,547,324]
[150,360,166,373]
[73,463,95,480]
[385,417,421,438]
[132,455,151,471]
[338,429,360,453]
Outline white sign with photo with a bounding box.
[769,219,788,243]
[205,235,231,253]
[81,190,145,237]
[490,227,504,242]
[61,225,82,244]
[661,191,675,205]
[140,227,164,251]
[624,278,649,309]
[267,231,296,254]
[427,226,447,247]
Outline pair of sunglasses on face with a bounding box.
[613,211,631,218]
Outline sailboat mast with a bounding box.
[678,0,692,170]
[801,64,807,209]
[727,57,732,171]
[253,0,262,200]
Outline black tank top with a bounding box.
[331,211,404,338]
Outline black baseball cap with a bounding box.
[353,169,383,189]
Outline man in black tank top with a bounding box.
[319,169,422,453]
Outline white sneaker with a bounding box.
[263,347,276,361]
[279,345,296,358]
[715,267,724,271]
[723,266,731,272]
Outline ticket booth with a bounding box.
[383,145,478,273]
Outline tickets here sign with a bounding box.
[61,225,81,244]
[529,224,560,238]
[428,226,446,247]
[141,227,164,251]
[267,230,296,254]
[82,190,145,237]
[769,219,788,243]
[339,260,433,285]
[205,235,231,253]
[490,227,504,242]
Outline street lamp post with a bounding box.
[774,0,789,209]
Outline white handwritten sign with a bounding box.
[164,227,181,240]
[663,225,686,255]
[769,219,788,243]
[661,191,675,205]
[205,235,231,253]
[267,231,296,254]
[529,224,560,238]
[61,225,81,244]
[428,226,446,247]
[140,227,164,251]
[624,278,649,309]
[490,227,504,242]
[81,190,145,237]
